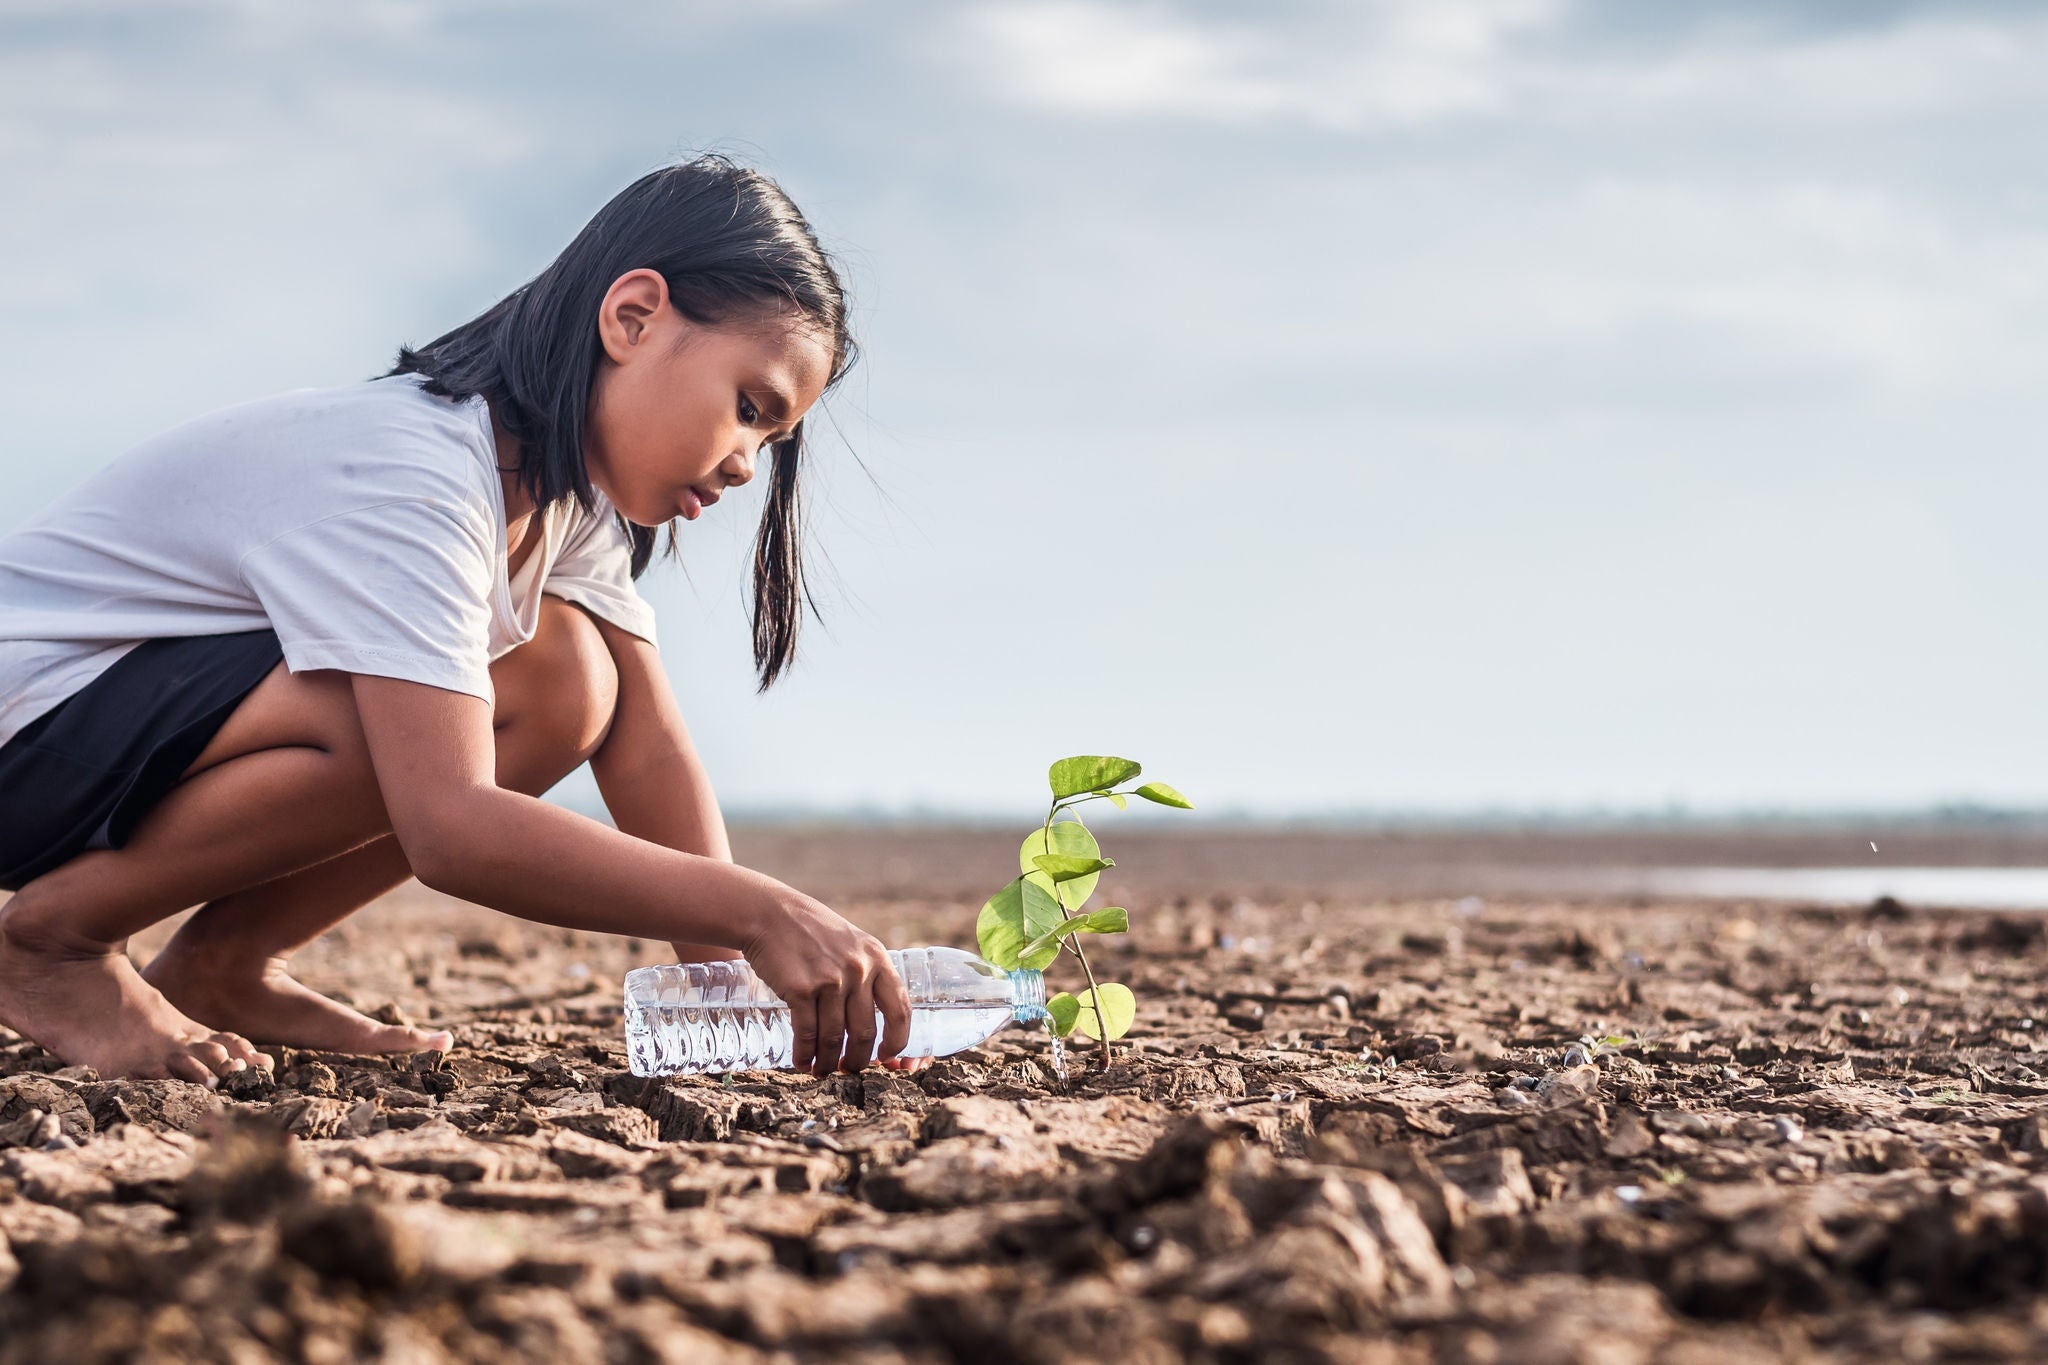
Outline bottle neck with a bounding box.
[1008,968,1048,1022]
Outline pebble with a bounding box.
[1615,1185,1644,1204]
[1496,1088,1535,1109]
[1563,1045,1591,1068]
[1128,1224,1158,1252]
[1775,1116,1805,1144]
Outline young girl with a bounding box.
[0,156,913,1086]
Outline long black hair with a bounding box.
[388,155,856,689]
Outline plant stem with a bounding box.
[1044,800,1115,1068]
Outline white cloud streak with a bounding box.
[949,1,2048,131]
[954,0,1558,130]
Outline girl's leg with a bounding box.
[142,597,620,1052]
[0,598,616,1080]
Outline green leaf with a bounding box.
[976,879,1028,969]
[1031,854,1113,882]
[1018,907,1130,961]
[1046,992,1082,1038]
[1069,983,1137,1041]
[976,878,1067,970]
[1105,792,1128,810]
[1134,781,1193,810]
[1021,822,1103,910]
[1049,755,1142,799]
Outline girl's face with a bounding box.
[586,269,834,528]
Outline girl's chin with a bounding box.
[613,496,681,528]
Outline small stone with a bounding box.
[1774,1116,1805,1144]
[1615,1185,1644,1204]
[1496,1088,1535,1109]
[1563,1045,1591,1068]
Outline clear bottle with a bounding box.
[623,946,1049,1077]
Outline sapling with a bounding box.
[974,755,1193,1070]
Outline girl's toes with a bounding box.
[367,1022,450,1054]
[188,1038,238,1076]
[215,1032,269,1069]
[168,1051,221,1089]
[397,1025,454,1053]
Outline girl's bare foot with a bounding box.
[0,910,267,1087]
[142,942,452,1056]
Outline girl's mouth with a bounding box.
[681,486,717,520]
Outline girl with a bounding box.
[0,156,912,1085]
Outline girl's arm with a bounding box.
[350,671,909,1076]
[581,610,740,964]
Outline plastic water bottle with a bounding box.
[623,945,1049,1077]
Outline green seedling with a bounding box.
[975,754,1193,1069]
[1563,1032,1628,1067]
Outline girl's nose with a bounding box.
[723,446,757,488]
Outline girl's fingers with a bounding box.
[788,995,820,1075]
[811,983,847,1078]
[873,957,912,1062]
[843,975,879,1072]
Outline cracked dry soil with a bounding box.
[7,884,2048,1363]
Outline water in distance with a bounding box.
[624,945,1047,1077]
[1630,866,2048,911]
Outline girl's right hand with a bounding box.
[742,893,912,1077]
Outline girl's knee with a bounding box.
[496,596,619,764]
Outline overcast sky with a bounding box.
[3,0,2046,818]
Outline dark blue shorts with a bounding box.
[0,631,284,890]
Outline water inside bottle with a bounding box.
[623,947,1045,1077]
[626,999,1021,1076]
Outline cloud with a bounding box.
[945,0,2048,132]
[949,0,1559,131]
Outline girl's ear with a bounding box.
[597,269,672,364]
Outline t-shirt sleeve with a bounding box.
[545,499,659,646]
[240,498,499,701]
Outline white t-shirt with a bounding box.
[0,373,658,751]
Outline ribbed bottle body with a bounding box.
[623,946,1046,1077]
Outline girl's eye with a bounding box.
[738,396,760,425]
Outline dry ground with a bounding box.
[6,828,2048,1362]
